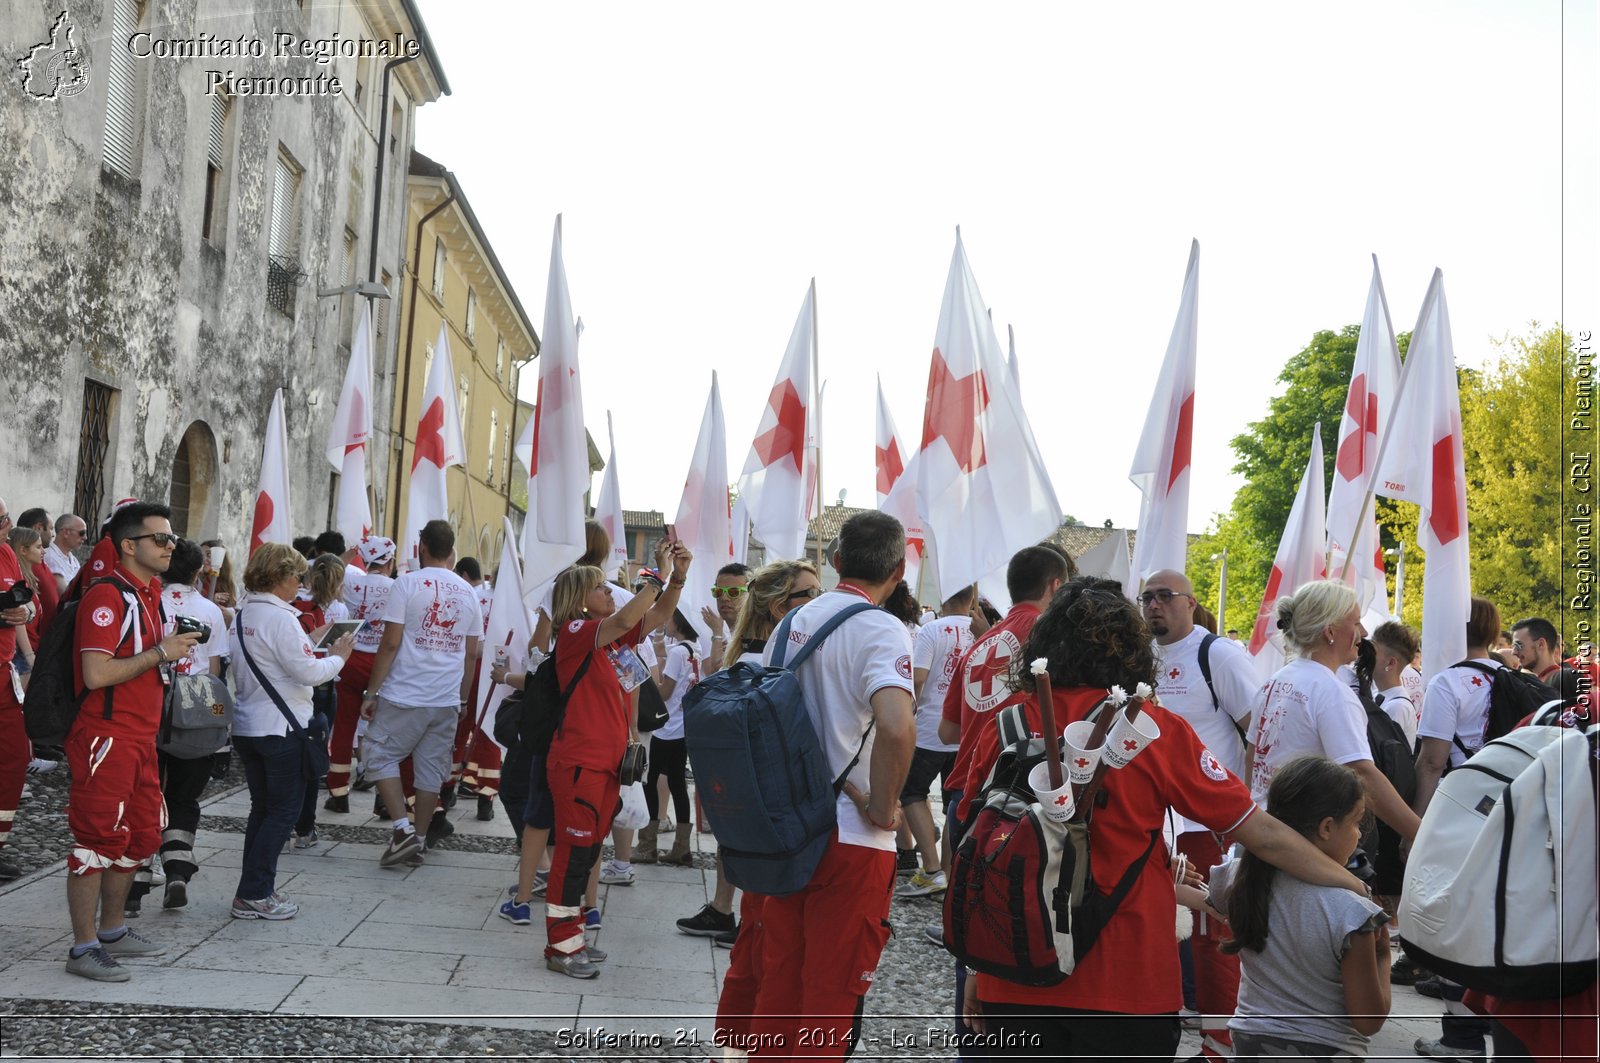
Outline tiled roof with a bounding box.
[623,509,665,531]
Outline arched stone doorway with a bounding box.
[170,421,218,539]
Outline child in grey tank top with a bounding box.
[1207,756,1390,1059]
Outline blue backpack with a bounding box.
[682,602,878,897]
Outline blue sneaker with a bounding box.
[583,906,601,930]
[499,897,532,926]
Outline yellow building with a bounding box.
[386,150,537,565]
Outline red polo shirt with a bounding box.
[0,544,21,675]
[72,564,165,737]
[945,602,1041,820]
[550,617,644,773]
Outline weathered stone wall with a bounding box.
[0,0,422,552]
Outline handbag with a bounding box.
[234,608,332,778]
[158,671,234,760]
[618,740,648,786]
[637,678,669,732]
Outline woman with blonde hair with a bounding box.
[541,538,691,979]
[1247,579,1420,844]
[230,543,356,919]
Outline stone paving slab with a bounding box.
[276,974,582,1031]
[0,959,304,1011]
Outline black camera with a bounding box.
[0,584,34,610]
[174,615,212,641]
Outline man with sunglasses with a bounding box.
[1142,568,1262,1062]
[64,502,204,981]
[699,562,752,662]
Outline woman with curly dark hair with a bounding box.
[965,578,1375,1061]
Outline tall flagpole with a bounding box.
[1334,261,1422,580]
[811,278,825,571]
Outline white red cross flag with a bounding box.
[402,321,467,570]
[521,215,590,604]
[916,230,1062,594]
[476,516,534,751]
[1327,257,1401,629]
[594,410,629,581]
[1129,239,1200,584]
[876,376,926,594]
[1249,423,1328,678]
[249,388,293,556]
[1375,270,1470,681]
[737,281,817,561]
[325,302,375,546]
[675,372,734,646]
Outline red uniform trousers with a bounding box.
[452,672,502,798]
[1177,829,1239,1059]
[0,679,29,850]
[328,651,374,796]
[65,723,165,875]
[543,760,618,958]
[715,892,769,1046]
[746,833,896,1061]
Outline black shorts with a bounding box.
[899,747,956,805]
[522,753,554,831]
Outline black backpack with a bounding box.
[23,577,138,744]
[1451,661,1562,752]
[1358,686,1417,805]
[491,652,592,756]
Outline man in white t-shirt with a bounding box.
[894,585,979,899]
[44,513,86,595]
[1370,621,1422,745]
[360,522,482,869]
[1414,612,1502,816]
[325,536,397,812]
[449,556,500,820]
[1143,568,1260,1062]
[739,512,915,1060]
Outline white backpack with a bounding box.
[1398,721,1598,998]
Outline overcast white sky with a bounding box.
[413,0,1597,531]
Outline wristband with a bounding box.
[153,644,168,662]
[667,576,686,588]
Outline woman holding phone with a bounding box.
[542,537,690,979]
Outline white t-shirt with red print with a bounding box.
[911,616,973,752]
[1248,657,1372,805]
[344,569,395,653]
[377,567,483,707]
[161,583,229,677]
[1418,658,1502,767]
[764,588,913,852]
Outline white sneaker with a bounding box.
[599,859,635,886]
[894,869,947,897]
[26,757,58,774]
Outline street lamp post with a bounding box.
[1210,549,1228,633]
[1386,547,1405,617]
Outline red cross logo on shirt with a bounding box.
[1168,667,1181,680]
[1470,676,1484,687]
[967,641,1012,701]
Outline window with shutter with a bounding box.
[102,0,145,178]
[431,238,446,301]
[267,148,303,314]
[201,92,230,242]
[495,337,505,381]
[465,289,477,343]
[458,373,470,424]
[487,410,499,484]
[375,269,392,360]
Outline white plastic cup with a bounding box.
[1062,720,1103,786]
[1029,762,1075,822]
[1101,708,1161,768]
[206,546,226,570]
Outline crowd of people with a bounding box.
[0,493,1593,1061]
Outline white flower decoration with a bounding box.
[1108,685,1129,706]
[1030,657,1050,676]
[1135,682,1153,700]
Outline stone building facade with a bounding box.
[0,0,448,552]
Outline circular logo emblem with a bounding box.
[964,630,1020,714]
[566,620,584,633]
[91,606,115,628]
[91,558,107,574]
[896,655,912,680]
[1199,749,1227,782]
